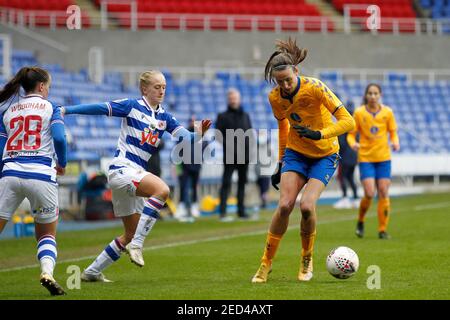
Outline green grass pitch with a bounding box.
[0,192,449,300]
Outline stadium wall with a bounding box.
[1,27,449,72]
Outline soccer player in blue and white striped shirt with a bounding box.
[62,70,211,282]
[0,67,67,295]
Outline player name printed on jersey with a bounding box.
[10,102,47,112]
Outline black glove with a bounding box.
[292,125,322,140]
[271,162,282,190]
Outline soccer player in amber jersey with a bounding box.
[347,83,400,240]
[252,38,355,283]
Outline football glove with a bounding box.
[271,162,282,190]
[292,125,322,140]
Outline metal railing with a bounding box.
[107,65,265,87]
[0,33,11,80]
[105,66,450,84]
[1,7,449,35]
[314,68,450,83]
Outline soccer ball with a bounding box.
[326,246,359,279]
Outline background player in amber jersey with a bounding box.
[252,38,355,283]
[347,84,400,239]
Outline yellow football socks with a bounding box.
[301,230,316,258]
[261,232,283,264]
[377,197,390,232]
[358,196,372,222]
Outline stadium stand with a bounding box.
[1,0,448,33]
[95,0,321,16]
[332,0,416,17]
[2,48,449,165]
[331,0,417,32]
[418,0,450,18]
[0,0,91,27]
[0,0,74,10]
[93,0,333,31]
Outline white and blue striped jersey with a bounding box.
[66,97,184,170]
[0,95,65,183]
[109,98,182,170]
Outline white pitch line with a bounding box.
[412,201,450,211]
[1,200,449,273]
[0,214,353,272]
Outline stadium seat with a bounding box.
[2,49,449,158]
[87,0,325,31]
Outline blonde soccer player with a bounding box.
[61,70,211,282]
[347,83,400,239]
[0,67,67,295]
[252,38,355,283]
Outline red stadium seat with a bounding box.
[3,0,76,11]
[281,18,299,32]
[138,16,156,30]
[161,17,181,30]
[6,0,413,33]
[234,17,253,31]
[209,17,228,30]
[257,17,276,31]
[185,17,205,30]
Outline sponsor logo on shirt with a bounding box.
[140,127,160,147]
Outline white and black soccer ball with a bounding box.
[326,246,359,279]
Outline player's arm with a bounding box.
[346,116,360,151]
[277,118,289,161]
[269,117,289,190]
[268,94,289,160]
[317,82,355,139]
[168,115,211,142]
[292,81,355,140]
[321,106,355,139]
[50,106,67,174]
[62,99,132,117]
[388,110,400,151]
[346,122,359,149]
[0,117,7,175]
[269,94,289,190]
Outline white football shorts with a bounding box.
[0,176,59,224]
[108,165,150,217]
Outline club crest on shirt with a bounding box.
[370,126,379,134]
[290,113,302,122]
[157,120,167,130]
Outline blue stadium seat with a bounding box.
[2,48,450,157]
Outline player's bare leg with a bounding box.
[298,178,325,282]
[126,174,169,267]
